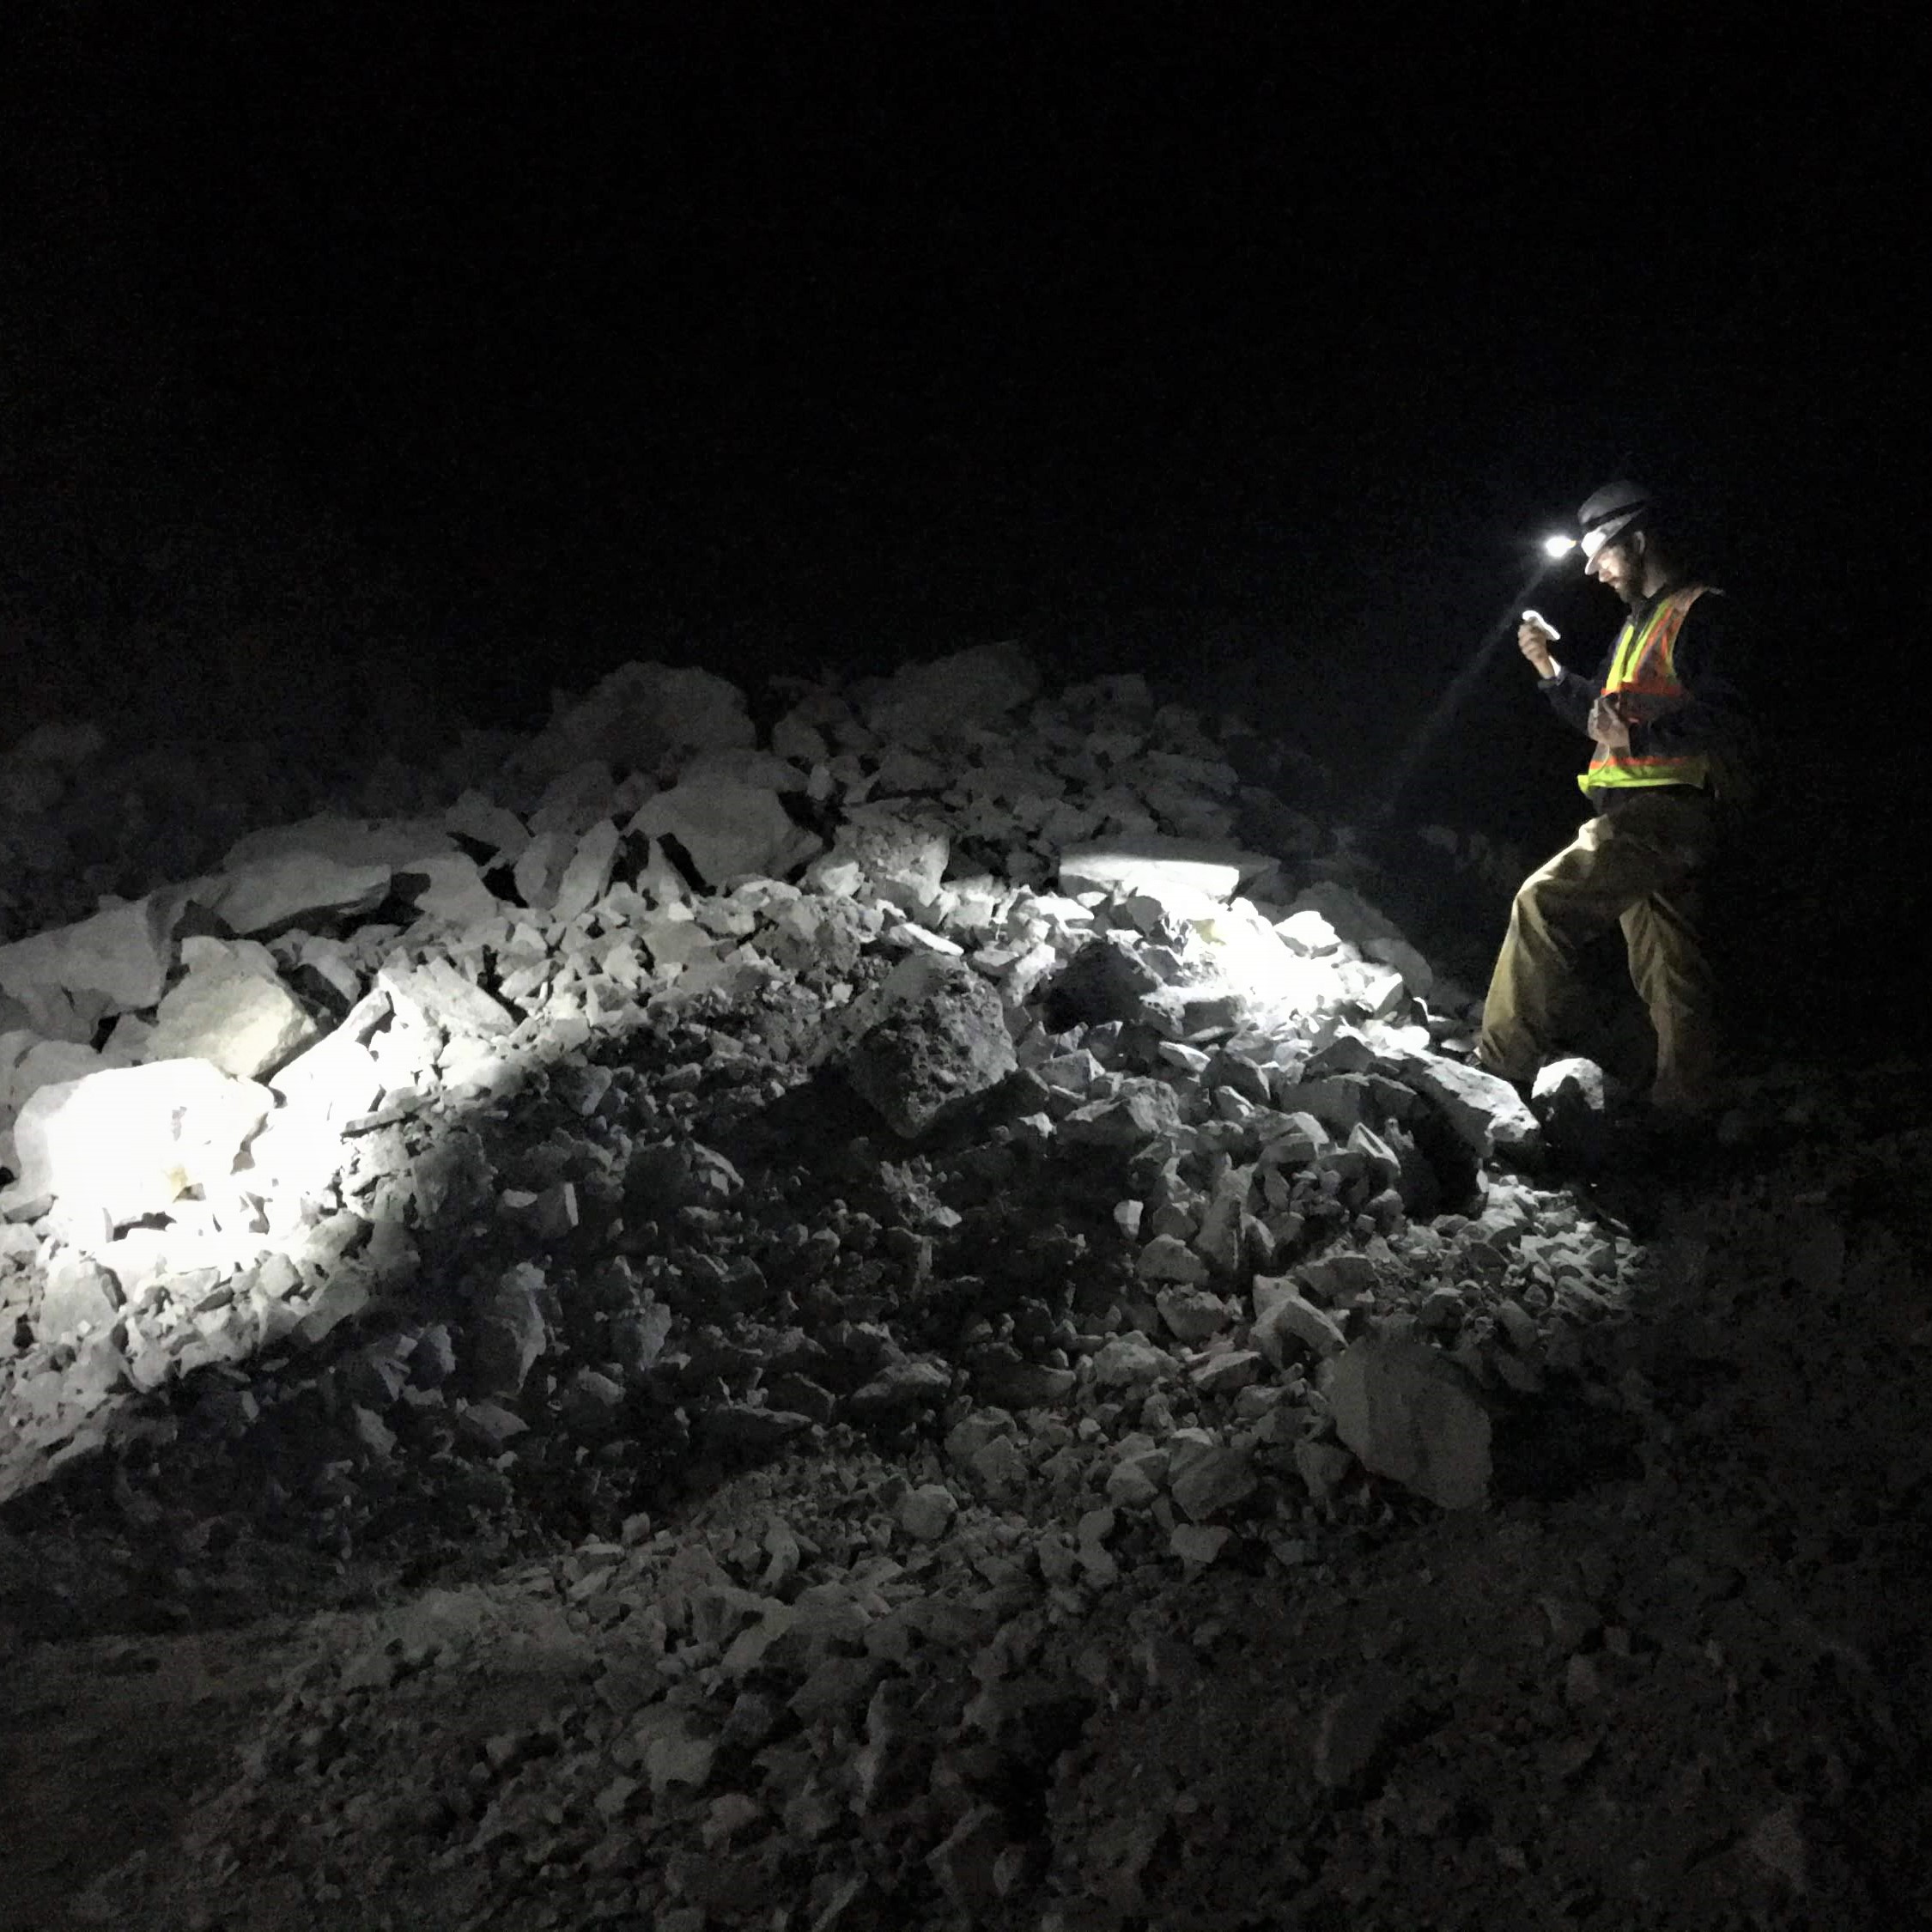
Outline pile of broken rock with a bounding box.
[1,644,1670,1928]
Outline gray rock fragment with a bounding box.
[835,952,1017,1138]
[1090,1334,1176,1388]
[629,778,822,888]
[1325,1334,1492,1509]
[1396,1050,1541,1159]
[896,1483,958,1541]
[471,1261,550,1396]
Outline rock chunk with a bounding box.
[144,953,319,1079]
[834,953,1017,1139]
[862,642,1040,740]
[0,891,186,1024]
[630,779,823,888]
[1325,1334,1492,1510]
[527,661,756,775]
[1395,1051,1540,1159]
[12,1060,274,1229]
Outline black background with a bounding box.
[3,7,1924,1047]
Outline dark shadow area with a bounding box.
[1488,1377,1647,1503]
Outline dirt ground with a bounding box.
[4,1064,1930,1932]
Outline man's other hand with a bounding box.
[1588,694,1633,750]
[1516,620,1557,678]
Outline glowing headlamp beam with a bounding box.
[1541,534,1578,559]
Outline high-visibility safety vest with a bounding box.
[1579,583,1713,796]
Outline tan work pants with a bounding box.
[1478,789,1720,1115]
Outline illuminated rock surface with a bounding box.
[10,1058,274,1230]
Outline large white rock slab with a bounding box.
[629,779,823,889]
[200,854,393,936]
[0,890,187,1018]
[398,852,503,927]
[12,1060,275,1227]
[550,821,621,923]
[1059,837,1271,913]
[2,1033,107,1171]
[223,815,456,871]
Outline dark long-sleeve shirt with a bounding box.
[1538,583,1748,805]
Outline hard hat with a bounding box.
[1577,480,1652,575]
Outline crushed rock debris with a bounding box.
[1,648,1928,1930]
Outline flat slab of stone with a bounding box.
[223,815,456,871]
[1059,837,1268,912]
[1325,1334,1491,1510]
[201,854,393,937]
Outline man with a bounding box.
[1477,481,1748,1125]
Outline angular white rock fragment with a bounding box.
[399,852,502,927]
[446,787,532,860]
[1274,908,1340,955]
[37,1255,122,1341]
[13,1060,274,1228]
[1251,1284,1348,1364]
[270,1001,389,1123]
[1394,1051,1540,1158]
[1325,1335,1491,1510]
[0,890,188,1018]
[513,829,574,911]
[551,821,621,924]
[378,958,514,1040]
[144,957,319,1080]
[3,1035,106,1133]
[629,778,823,888]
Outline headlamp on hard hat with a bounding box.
[1575,479,1653,573]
